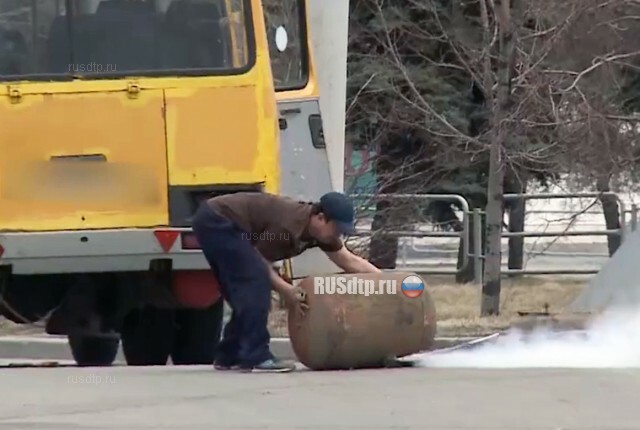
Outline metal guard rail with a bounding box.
[349,193,471,274]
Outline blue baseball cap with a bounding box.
[319,192,356,235]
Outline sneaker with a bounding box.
[213,361,240,371]
[240,358,296,373]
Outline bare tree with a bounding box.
[347,0,640,315]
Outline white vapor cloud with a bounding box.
[414,306,640,369]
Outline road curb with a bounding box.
[0,335,478,364]
[0,335,82,362]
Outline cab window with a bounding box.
[262,0,308,91]
[0,0,253,80]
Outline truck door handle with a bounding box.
[280,107,301,116]
[50,154,107,162]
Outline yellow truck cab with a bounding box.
[0,0,279,366]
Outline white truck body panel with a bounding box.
[307,0,349,193]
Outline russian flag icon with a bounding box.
[401,275,425,298]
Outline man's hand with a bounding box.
[281,285,309,318]
[258,253,310,317]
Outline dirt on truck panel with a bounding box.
[0,91,169,231]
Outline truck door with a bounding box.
[263,0,333,201]
[0,2,168,231]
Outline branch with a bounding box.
[562,50,640,92]
[373,0,478,145]
[346,73,377,118]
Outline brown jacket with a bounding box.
[207,192,343,262]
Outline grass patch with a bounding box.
[0,275,590,338]
[267,275,590,338]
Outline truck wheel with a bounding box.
[68,334,119,367]
[171,299,224,365]
[120,306,175,366]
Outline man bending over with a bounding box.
[191,191,380,373]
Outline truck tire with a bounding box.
[68,334,119,367]
[171,299,224,365]
[120,306,175,366]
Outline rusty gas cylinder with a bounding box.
[287,272,437,370]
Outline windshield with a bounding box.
[0,0,253,80]
[262,0,308,91]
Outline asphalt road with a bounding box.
[0,365,638,429]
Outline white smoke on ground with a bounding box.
[416,306,640,368]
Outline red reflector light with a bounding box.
[180,232,201,249]
[153,230,179,253]
[0,244,4,258]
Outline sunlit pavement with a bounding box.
[0,365,638,429]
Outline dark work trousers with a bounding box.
[191,202,273,368]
